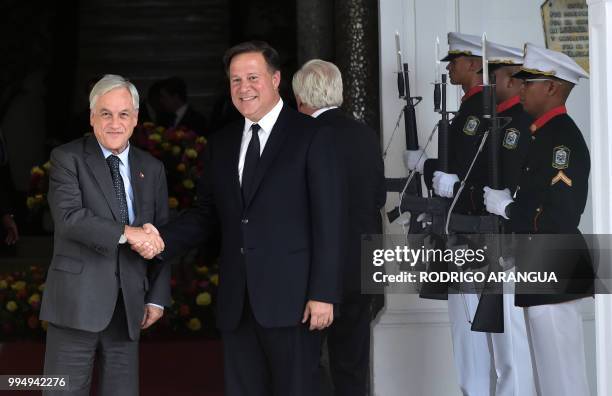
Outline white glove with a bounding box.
[403,149,427,173]
[432,171,459,198]
[483,187,513,219]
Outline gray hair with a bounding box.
[89,74,140,111]
[292,59,343,109]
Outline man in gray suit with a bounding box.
[40,74,170,395]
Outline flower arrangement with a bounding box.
[0,266,47,340]
[25,162,51,213]
[0,261,220,340]
[131,123,206,211]
[26,123,207,216]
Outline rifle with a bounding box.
[471,35,506,333]
[386,33,423,232]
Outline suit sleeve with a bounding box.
[159,143,220,260]
[48,147,124,257]
[146,161,171,306]
[306,125,345,303]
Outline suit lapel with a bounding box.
[84,136,121,222]
[228,122,245,209]
[128,148,145,225]
[244,105,290,208]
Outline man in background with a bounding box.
[292,59,386,396]
[158,76,208,135]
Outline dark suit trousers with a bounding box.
[223,296,322,396]
[327,295,379,396]
[43,292,138,396]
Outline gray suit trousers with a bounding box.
[43,292,138,396]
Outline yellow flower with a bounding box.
[196,136,206,145]
[195,265,208,275]
[143,122,155,128]
[34,194,44,201]
[41,321,48,331]
[38,283,45,292]
[0,280,7,289]
[175,130,185,139]
[11,281,26,291]
[161,142,171,151]
[148,133,162,142]
[196,292,212,306]
[155,126,166,134]
[31,166,45,176]
[42,161,51,171]
[183,179,194,190]
[171,146,181,156]
[187,318,202,331]
[210,274,219,286]
[168,197,179,209]
[28,293,41,305]
[176,163,186,173]
[185,148,198,159]
[26,197,36,209]
[6,301,17,312]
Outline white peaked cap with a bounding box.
[487,41,523,65]
[441,32,482,61]
[513,43,589,84]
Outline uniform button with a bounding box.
[242,219,249,224]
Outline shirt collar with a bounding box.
[461,85,484,102]
[175,103,189,126]
[496,95,521,114]
[98,142,130,166]
[312,106,338,118]
[529,105,567,134]
[244,98,283,134]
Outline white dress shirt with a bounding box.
[174,103,189,127]
[238,98,283,184]
[311,106,338,118]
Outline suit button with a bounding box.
[242,219,249,224]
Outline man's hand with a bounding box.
[302,300,334,331]
[403,149,427,173]
[141,304,164,329]
[432,171,459,198]
[483,187,513,219]
[126,224,164,259]
[2,214,18,245]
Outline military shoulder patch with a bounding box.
[552,146,570,169]
[503,128,520,150]
[551,170,572,187]
[463,116,480,136]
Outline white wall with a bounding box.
[375,0,596,395]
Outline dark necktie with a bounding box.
[241,124,261,202]
[106,155,130,225]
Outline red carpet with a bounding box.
[0,339,224,395]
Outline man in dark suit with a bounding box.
[40,74,170,395]
[292,59,385,396]
[158,76,208,135]
[156,41,344,396]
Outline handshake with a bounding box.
[124,224,165,260]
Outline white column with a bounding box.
[587,1,612,395]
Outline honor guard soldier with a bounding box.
[483,43,592,396]
[476,40,537,396]
[404,32,492,396]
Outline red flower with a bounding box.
[179,304,191,317]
